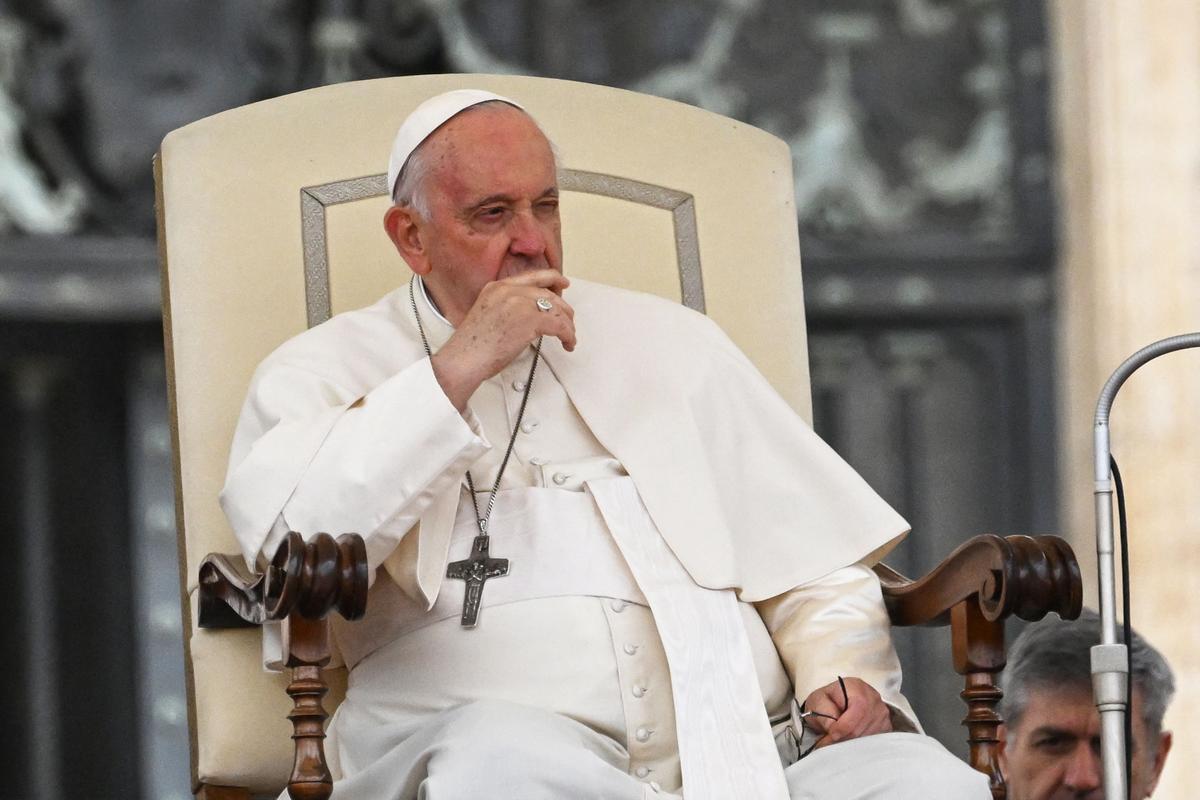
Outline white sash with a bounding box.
[427,486,648,622]
[332,485,649,667]
[587,476,790,800]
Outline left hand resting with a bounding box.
[801,677,893,749]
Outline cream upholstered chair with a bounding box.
[156,74,1080,800]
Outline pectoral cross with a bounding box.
[445,533,509,627]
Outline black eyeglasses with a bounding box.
[785,675,849,761]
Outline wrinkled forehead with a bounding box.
[1013,684,1151,747]
[387,88,527,195]
[424,102,542,152]
[423,107,557,192]
[1012,685,1097,734]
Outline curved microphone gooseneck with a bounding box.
[1092,332,1200,800]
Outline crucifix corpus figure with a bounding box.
[446,533,509,627]
[220,87,991,799]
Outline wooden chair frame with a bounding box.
[197,530,1081,800]
[153,72,1081,800]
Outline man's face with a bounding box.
[1000,686,1171,800]
[399,103,562,324]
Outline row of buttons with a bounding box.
[510,373,568,486]
[636,770,665,792]
[529,462,574,489]
[612,601,650,703]
[508,373,549,475]
[619,611,657,786]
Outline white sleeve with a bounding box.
[219,356,489,575]
[755,564,921,733]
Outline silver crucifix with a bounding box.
[445,534,509,627]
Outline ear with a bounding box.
[1147,730,1172,795]
[384,205,431,275]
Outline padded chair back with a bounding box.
[157,73,809,792]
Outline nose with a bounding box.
[1062,746,1102,793]
[507,210,548,258]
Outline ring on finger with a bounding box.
[536,296,554,312]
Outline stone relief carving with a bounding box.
[10,0,305,235]
[0,0,1041,248]
[901,10,1013,237]
[406,0,1025,242]
[0,14,84,234]
[784,48,918,235]
[628,0,758,118]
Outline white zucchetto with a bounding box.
[386,89,524,198]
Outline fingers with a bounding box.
[802,684,845,723]
[822,702,872,744]
[804,678,892,750]
[536,302,576,351]
[799,681,845,744]
[510,286,576,351]
[827,679,891,743]
[432,271,578,409]
[496,268,570,295]
[532,290,574,321]
[463,280,578,356]
[476,275,575,322]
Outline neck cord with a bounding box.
[409,275,542,533]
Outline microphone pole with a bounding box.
[1092,332,1200,800]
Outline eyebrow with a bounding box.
[1030,726,1078,739]
[1027,727,1105,749]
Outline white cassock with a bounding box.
[220,277,989,799]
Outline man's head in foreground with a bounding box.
[998,610,1174,799]
[382,90,563,326]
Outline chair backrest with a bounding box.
[158,73,809,792]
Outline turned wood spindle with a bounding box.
[284,612,334,800]
[952,600,1007,800]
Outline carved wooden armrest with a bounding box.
[197,532,369,800]
[198,531,368,627]
[874,534,1083,800]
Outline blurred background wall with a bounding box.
[0,1,1193,798]
[1051,5,1200,800]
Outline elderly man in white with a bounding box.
[220,89,989,799]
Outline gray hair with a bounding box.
[391,100,561,218]
[1000,608,1175,741]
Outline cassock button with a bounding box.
[552,472,570,485]
[635,727,652,742]
[512,379,526,392]
[623,643,639,655]
[529,456,547,466]
[635,767,650,779]
[632,684,646,698]
[520,420,539,434]
[610,599,626,612]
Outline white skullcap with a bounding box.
[387,88,524,198]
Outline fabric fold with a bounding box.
[589,477,790,800]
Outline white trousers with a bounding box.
[322,699,990,800]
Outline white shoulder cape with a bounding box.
[220,278,909,607]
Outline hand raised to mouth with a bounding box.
[429,269,575,412]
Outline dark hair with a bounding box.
[1000,608,1174,741]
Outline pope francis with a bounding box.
[219,89,990,799]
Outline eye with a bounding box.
[474,206,509,225]
[535,198,559,216]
